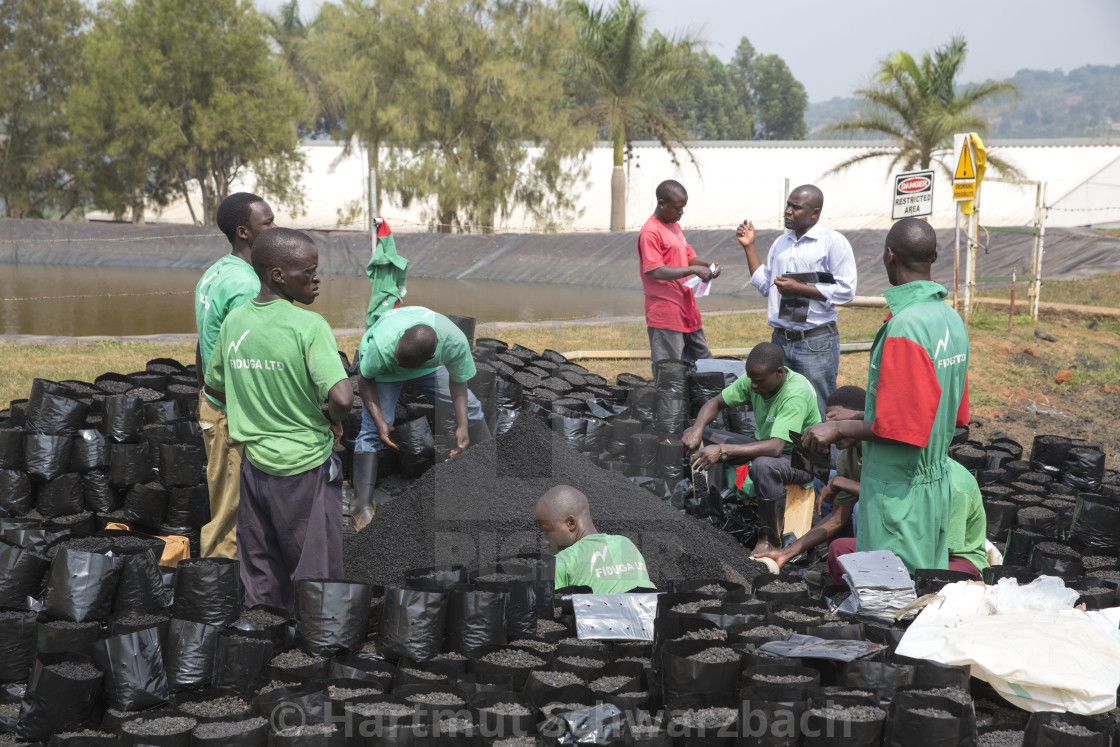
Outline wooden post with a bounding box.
[1009,266,1016,333]
[1033,182,1048,320]
[953,206,961,310]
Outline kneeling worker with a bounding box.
[536,485,653,593]
[683,342,820,555]
[352,305,491,530]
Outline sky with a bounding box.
[255,0,1120,102]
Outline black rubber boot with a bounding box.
[752,495,786,556]
[350,452,378,532]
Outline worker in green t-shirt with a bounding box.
[683,342,821,556]
[535,485,653,594]
[206,228,353,611]
[752,385,865,573]
[351,306,491,531]
[195,192,273,560]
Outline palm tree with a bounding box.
[823,36,1019,178]
[564,0,700,231]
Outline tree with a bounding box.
[654,48,751,140]
[729,37,807,141]
[310,0,591,233]
[822,36,1019,178]
[564,0,700,231]
[269,0,338,139]
[0,0,86,219]
[69,0,306,224]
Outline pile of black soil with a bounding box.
[344,414,767,587]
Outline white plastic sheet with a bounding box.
[896,576,1120,715]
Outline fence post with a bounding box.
[1033,182,1048,320]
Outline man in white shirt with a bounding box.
[736,184,857,417]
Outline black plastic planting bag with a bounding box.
[82,470,120,513]
[123,481,168,529]
[167,485,208,528]
[24,434,73,482]
[626,386,657,426]
[172,558,242,627]
[447,586,508,653]
[158,443,204,489]
[164,618,222,691]
[1030,435,1070,475]
[72,428,109,472]
[211,629,275,695]
[26,387,88,439]
[657,439,686,484]
[607,418,642,457]
[1022,711,1110,746]
[37,473,85,518]
[539,703,632,746]
[109,442,152,487]
[655,392,689,436]
[90,627,169,711]
[1069,497,1120,553]
[16,653,104,741]
[661,639,740,703]
[144,399,182,425]
[104,394,146,444]
[983,501,1018,541]
[0,429,24,470]
[391,418,435,478]
[551,414,588,455]
[476,577,537,639]
[0,470,33,516]
[43,548,122,622]
[883,690,976,747]
[114,549,167,616]
[0,609,37,682]
[626,433,659,478]
[294,579,372,657]
[1061,447,1106,493]
[379,587,449,662]
[0,540,50,608]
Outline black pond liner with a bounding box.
[17,653,105,741]
[0,608,37,683]
[0,469,33,516]
[380,587,449,663]
[172,557,242,627]
[294,578,372,657]
[42,547,122,623]
[164,618,223,692]
[90,627,169,712]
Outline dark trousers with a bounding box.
[237,453,344,611]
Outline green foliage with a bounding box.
[980,65,1120,139]
[0,0,87,219]
[69,0,306,224]
[651,48,751,140]
[822,36,1019,178]
[729,38,807,141]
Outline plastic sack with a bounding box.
[16,653,104,741]
[379,587,449,662]
[24,433,73,482]
[109,441,152,487]
[0,428,24,470]
[390,418,435,479]
[895,577,1120,714]
[72,428,109,472]
[82,470,121,514]
[104,394,146,444]
[42,548,122,623]
[158,442,204,489]
[37,472,85,518]
[447,586,508,653]
[172,557,242,627]
[0,609,37,682]
[294,579,372,657]
[164,618,222,691]
[0,539,50,608]
[0,469,33,516]
[90,627,169,711]
[123,481,168,529]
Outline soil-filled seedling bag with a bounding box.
[27,386,89,440]
[1069,497,1120,554]
[1022,711,1111,746]
[661,639,741,704]
[2,523,69,556]
[550,414,587,455]
[158,443,204,489]
[42,547,122,623]
[17,653,105,741]
[109,442,152,487]
[0,429,24,470]
[90,627,169,712]
[164,485,206,528]
[34,618,102,657]
[163,618,221,692]
[470,691,536,742]
[390,418,435,478]
[1002,528,1047,566]
[24,433,73,482]
[37,472,85,518]
[802,702,886,747]
[625,386,657,427]
[113,547,167,616]
[103,394,146,444]
[172,558,242,628]
[883,689,976,747]
[1028,543,1083,578]
[983,501,1018,541]
[72,429,109,472]
[538,702,631,747]
[442,585,507,654]
[657,439,686,484]
[379,587,449,663]
[0,540,49,610]
[123,481,169,530]
[662,693,739,747]
[118,713,197,746]
[1030,435,1070,476]
[0,469,33,516]
[403,565,468,590]
[187,716,270,746]
[1069,579,1120,609]
[211,629,275,695]
[144,399,182,426]
[1060,447,1106,493]
[625,433,659,478]
[251,682,331,727]
[474,574,537,640]
[293,579,372,657]
[0,608,37,682]
[607,418,641,457]
[81,470,120,514]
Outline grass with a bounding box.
[976,269,1120,309]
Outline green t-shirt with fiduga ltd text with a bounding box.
[720,367,820,453]
[554,534,652,594]
[206,299,348,476]
[195,254,260,408]
[359,306,476,383]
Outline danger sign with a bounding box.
[892,170,934,220]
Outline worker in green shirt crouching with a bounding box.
[535,485,653,593]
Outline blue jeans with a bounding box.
[771,324,840,419]
[355,367,487,453]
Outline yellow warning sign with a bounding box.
[953,182,976,201]
[954,142,976,180]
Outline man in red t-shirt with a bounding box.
[638,180,721,373]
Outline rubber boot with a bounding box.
[350,452,378,532]
[751,495,786,557]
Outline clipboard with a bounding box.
[783,271,835,284]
